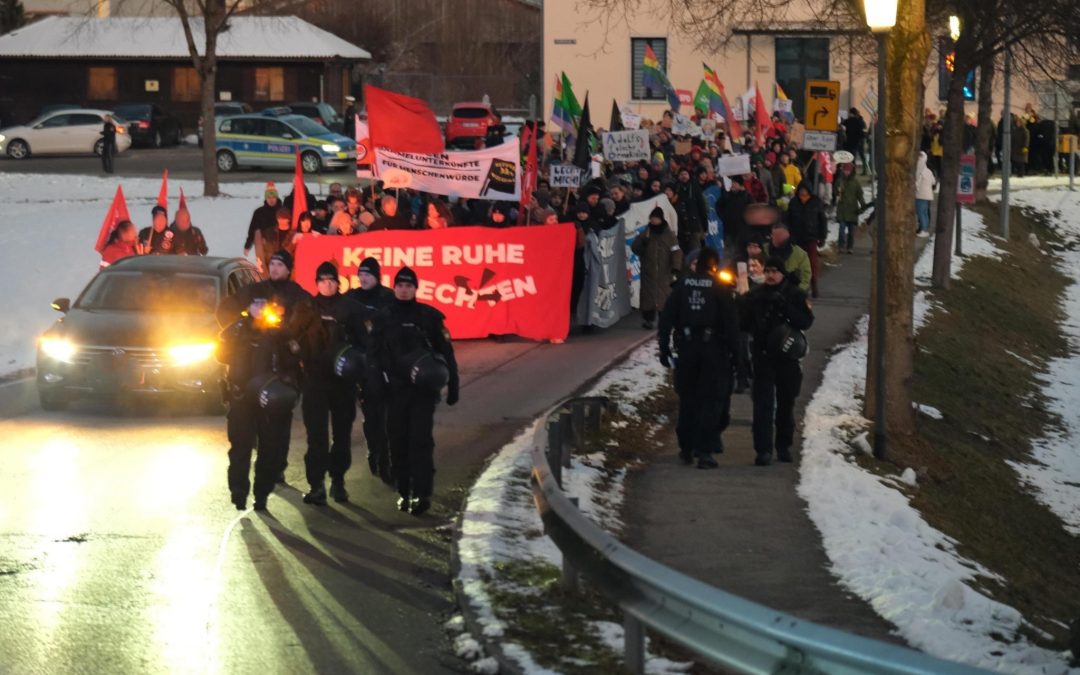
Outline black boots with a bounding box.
[303,483,328,506]
[329,477,349,503]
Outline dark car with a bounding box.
[36,256,261,412]
[113,103,184,148]
[280,102,344,134]
[198,101,254,146]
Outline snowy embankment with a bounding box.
[1000,189,1080,536]
[453,344,691,674]
[799,203,1080,673]
[0,173,269,376]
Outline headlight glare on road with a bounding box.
[321,143,341,153]
[168,342,216,367]
[40,336,77,363]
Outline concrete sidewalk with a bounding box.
[623,231,902,642]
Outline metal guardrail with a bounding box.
[530,397,990,675]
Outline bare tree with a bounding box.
[973,57,996,204]
[930,1,1080,288]
[581,0,930,439]
[163,0,245,197]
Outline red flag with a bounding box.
[177,186,188,212]
[717,82,742,144]
[291,146,308,230]
[519,124,539,224]
[156,169,168,211]
[364,85,444,154]
[754,83,773,147]
[94,185,131,253]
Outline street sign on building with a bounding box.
[805,79,841,132]
[803,130,838,152]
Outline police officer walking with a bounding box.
[368,267,459,515]
[345,257,395,484]
[300,261,370,506]
[216,250,317,511]
[100,114,117,174]
[657,247,740,469]
[739,256,815,466]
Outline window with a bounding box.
[254,67,284,101]
[631,37,668,101]
[39,114,71,128]
[87,67,117,100]
[220,117,264,135]
[263,119,295,139]
[775,38,830,121]
[69,113,104,126]
[173,67,200,102]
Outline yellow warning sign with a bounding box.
[804,80,841,132]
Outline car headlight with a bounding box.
[321,143,341,153]
[168,342,217,367]
[40,336,77,363]
[0,134,6,143]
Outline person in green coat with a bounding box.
[763,221,811,292]
[632,207,683,329]
[832,162,866,253]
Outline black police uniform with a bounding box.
[100,119,116,173]
[368,269,459,514]
[658,261,740,467]
[216,262,316,510]
[344,259,396,482]
[739,276,814,464]
[301,287,370,502]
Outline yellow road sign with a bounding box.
[805,80,841,132]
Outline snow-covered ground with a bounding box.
[1000,188,1080,536]
[0,173,271,376]
[455,344,692,674]
[799,203,1080,673]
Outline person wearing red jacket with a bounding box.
[745,172,768,204]
[100,220,142,268]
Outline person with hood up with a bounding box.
[833,162,867,252]
[784,183,827,297]
[169,206,209,256]
[245,182,281,256]
[631,207,683,330]
[914,151,936,237]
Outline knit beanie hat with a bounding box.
[315,261,338,282]
[394,266,418,286]
[265,181,279,199]
[269,249,293,271]
[358,257,380,277]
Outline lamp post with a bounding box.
[865,0,896,460]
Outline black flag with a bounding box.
[572,94,593,170]
[609,100,624,132]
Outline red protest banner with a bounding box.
[294,225,575,341]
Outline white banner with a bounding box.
[715,154,751,177]
[374,143,520,202]
[601,129,650,162]
[550,163,586,188]
[355,117,373,179]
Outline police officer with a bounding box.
[301,261,370,506]
[216,250,317,511]
[368,266,459,515]
[100,114,116,174]
[657,247,740,469]
[345,257,395,483]
[739,256,815,466]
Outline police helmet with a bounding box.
[767,323,808,361]
[332,344,367,382]
[404,351,450,395]
[247,374,299,413]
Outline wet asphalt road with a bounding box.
[0,322,650,674]
[0,146,352,187]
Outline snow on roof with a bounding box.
[0,16,371,60]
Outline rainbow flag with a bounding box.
[642,44,680,111]
[703,62,742,141]
[552,72,583,144]
[774,82,794,121]
[700,63,724,116]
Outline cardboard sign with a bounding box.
[715,154,751,177]
[802,130,838,152]
[674,139,693,156]
[620,111,642,130]
[550,163,586,188]
[601,129,650,162]
[294,225,575,341]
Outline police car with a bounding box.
[214,110,356,174]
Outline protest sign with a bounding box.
[601,129,650,162]
[295,225,574,341]
[374,143,520,201]
[550,163,586,188]
[715,154,751,177]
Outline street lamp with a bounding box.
[864,0,896,460]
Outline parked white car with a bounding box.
[0,109,132,159]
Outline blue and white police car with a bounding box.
[214,110,356,174]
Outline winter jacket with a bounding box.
[254,226,292,273]
[1011,124,1030,163]
[100,241,138,267]
[915,152,936,201]
[785,188,828,244]
[738,278,815,357]
[833,172,867,222]
[673,180,708,234]
[780,163,802,189]
[169,224,208,256]
[763,241,812,292]
[245,201,279,251]
[631,223,683,312]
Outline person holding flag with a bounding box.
[95,185,138,268]
[170,189,208,256]
[140,205,173,254]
